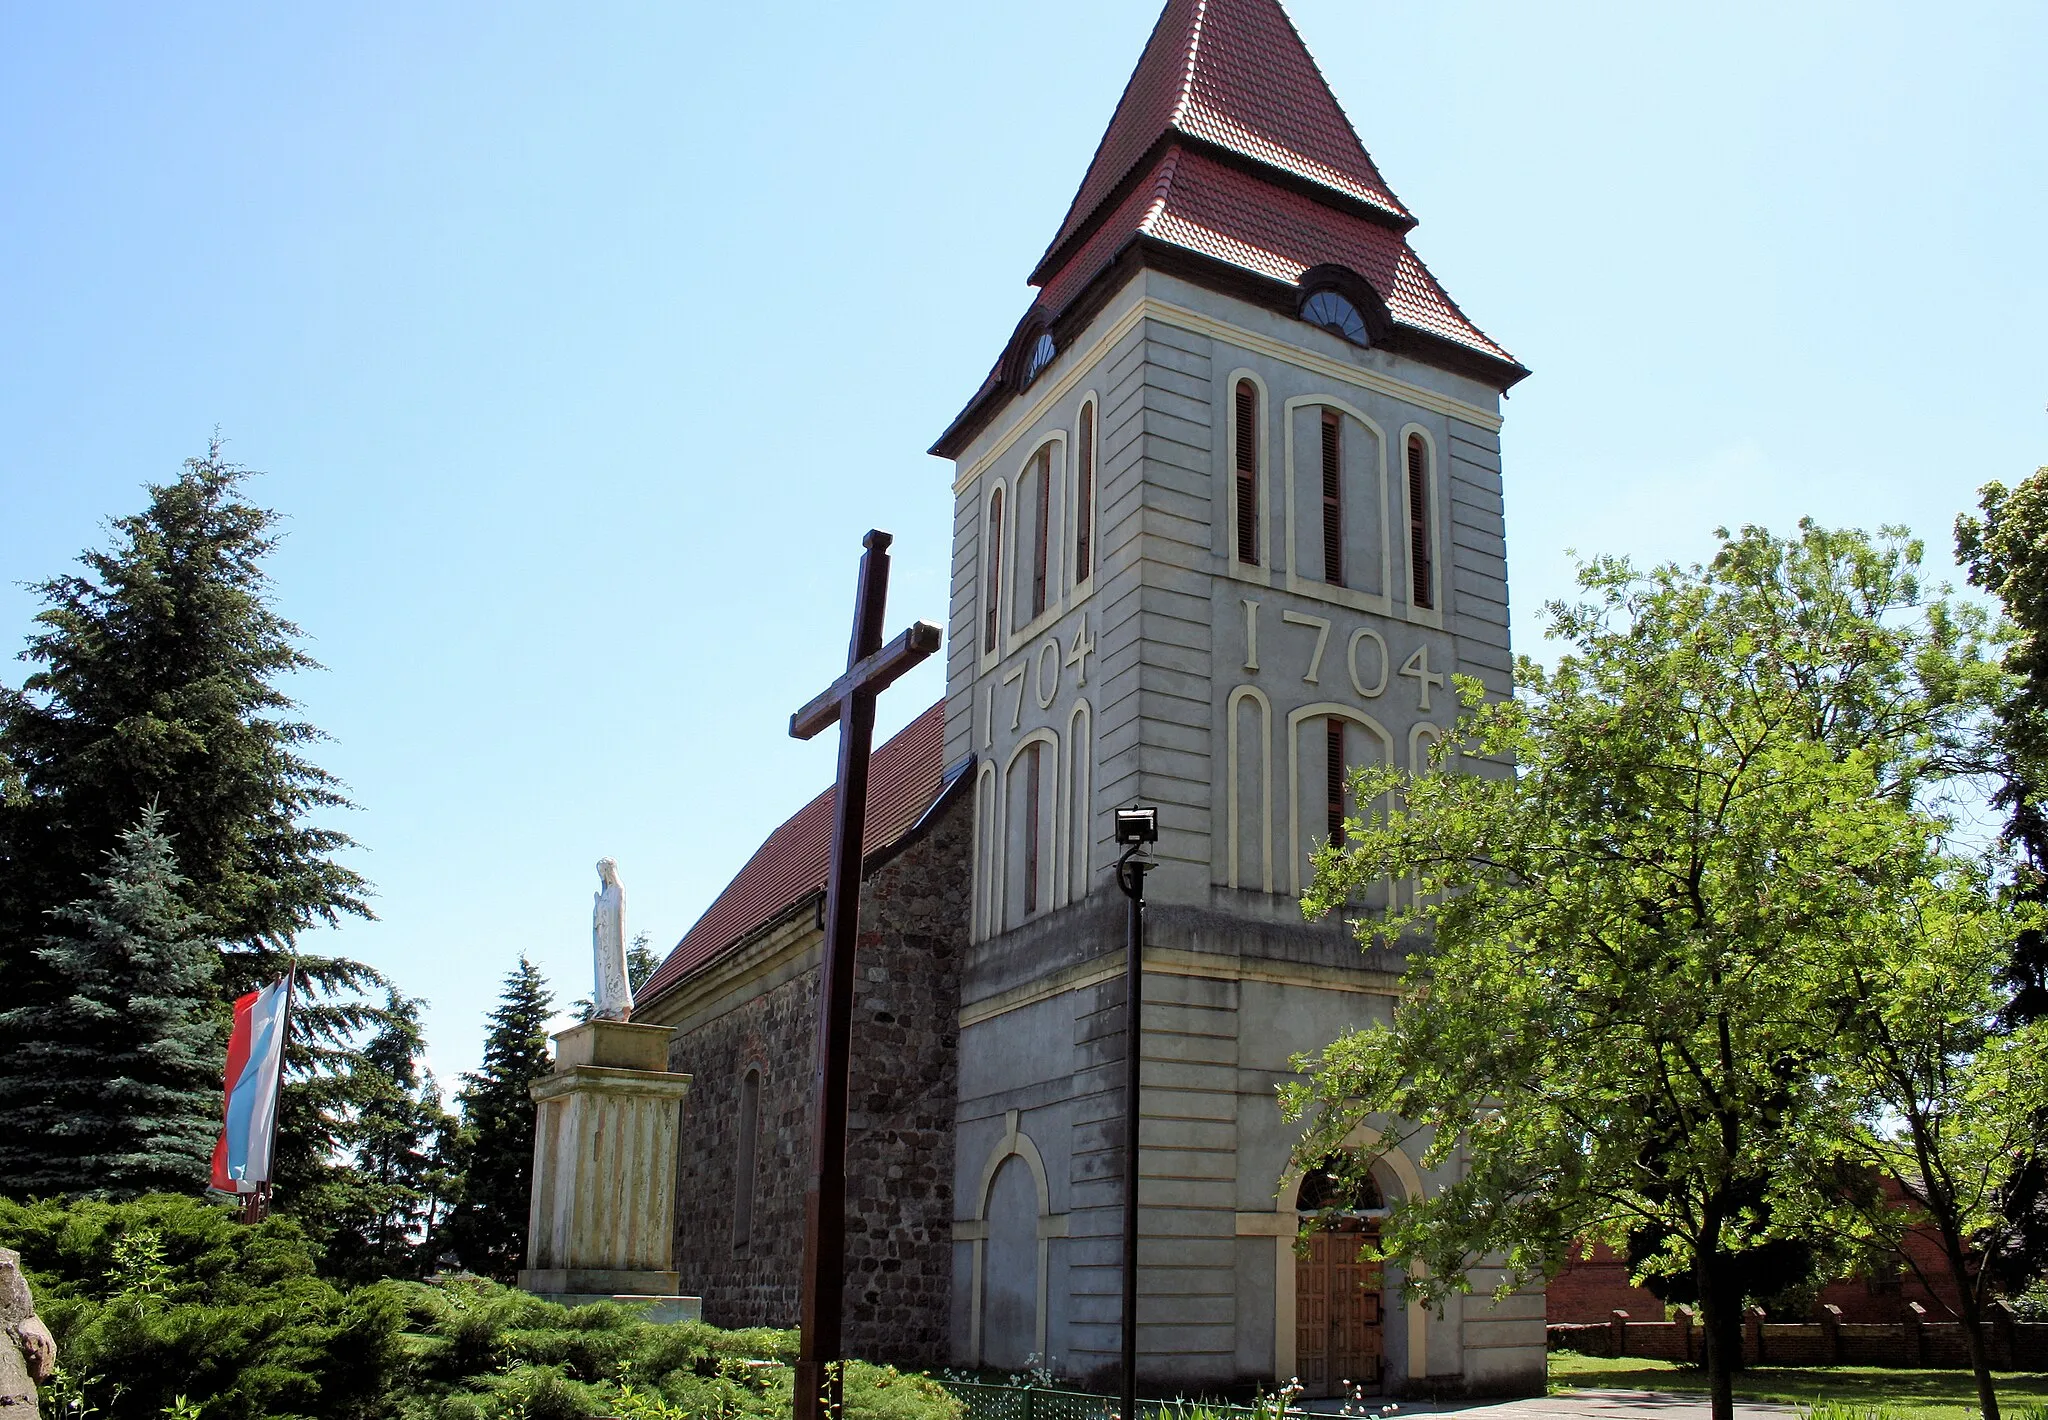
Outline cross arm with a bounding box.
[789,621,943,741]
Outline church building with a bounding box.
[634,0,1540,1395]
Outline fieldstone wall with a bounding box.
[666,787,969,1366]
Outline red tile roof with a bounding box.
[1034,0,1411,283]
[1037,146,1514,365]
[639,701,953,1005]
[934,0,1522,457]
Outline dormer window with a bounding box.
[1301,289,1370,347]
[1021,331,1057,387]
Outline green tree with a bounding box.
[1283,523,1993,1420]
[0,441,386,1197]
[443,958,555,1279]
[1821,856,2048,1420]
[1955,469,2048,1297]
[291,991,458,1283]
[0,808,225,1198]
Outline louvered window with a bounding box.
[1407,434,1433,610]
[1075,402,1095,585]
[1234,380,1259,565]
[984,488,1004,654]
[1031,446,1051,619]
[1023,743,1043,914]
[1321,409,1343,587]
[1326,718,1347,846]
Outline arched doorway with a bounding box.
[1294,1161,1387,1395]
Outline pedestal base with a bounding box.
[522,1020,695,1320]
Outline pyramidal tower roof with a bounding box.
[935,0,1523,457]
[1032,0,1413,283]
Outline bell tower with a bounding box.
[932,0,1540,1394]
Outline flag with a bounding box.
[210,977,291,1194]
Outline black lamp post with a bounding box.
[1112,806,1157,1420]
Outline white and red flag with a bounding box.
[210,977,291,1194]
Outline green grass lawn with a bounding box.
[1549,1350,2048,1419]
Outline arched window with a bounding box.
[984,488,1005,654]
[1296,1159,1385,1214]
[733,1067,761,1249]
[1023,741,1043,914]
[1320,408,1343,587]
[1406,434,1433,610]
[1030,445,1052,620]
[1302,289,1370,347]
[1233,379,1259,565]
[1074,402,1095,585]
[1021,331,1056,388]
[1326,717,1347,846]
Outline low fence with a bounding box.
[939,1382,1287,1420]
[1549,1304,2048,1370]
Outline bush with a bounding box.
[0,1193,405,1419]
[0,1195,962,1420]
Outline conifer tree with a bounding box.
[0,808,225,1197]
[443,958,555,1279]
[308,991,458,1282]
[0,439,385,1196]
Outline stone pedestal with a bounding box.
[518,1020,701,1321]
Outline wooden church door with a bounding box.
[1296,1222,1384,1394]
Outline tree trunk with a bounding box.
[1695,1257,1737,1420]
[1936,1220,2001,1420]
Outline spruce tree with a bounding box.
[309,991,457,1282]
[0,807,225,1197]
[0,439,386,1198]
[443,958,555,1279]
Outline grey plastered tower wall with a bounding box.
[939,258,1542,1392]
[919,0,1548,1390]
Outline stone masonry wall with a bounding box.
[667,786,969,1366]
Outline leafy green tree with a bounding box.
[1284,523,1993,1420]
[444,958,556,1279]
[0,808,225,1198]
[0,440,386,1195]
[1819,856,2047,1420]
[1955,470,2048,1297]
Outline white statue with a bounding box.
[592,858,634,1021]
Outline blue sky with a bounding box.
[3,1,2043,1085]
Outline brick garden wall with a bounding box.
[664,788,970,1367]
[1549,1306,2048,1370]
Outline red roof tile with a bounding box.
[639,701,952,1004]
[1036,0,1410,283]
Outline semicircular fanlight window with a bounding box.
[1296,1161,1386,1213]
[1302,289,1370,347]
[1021,331,1057,387]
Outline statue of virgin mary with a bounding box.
[592,858,633,1021]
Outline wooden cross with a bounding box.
[789,530,940,1420]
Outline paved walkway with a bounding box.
[1300,1390,1798,1420]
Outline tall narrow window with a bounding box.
[1023,743,1043,914]
[1074,403,1095,585]
[734,1068,761,1249]
[1321,409,1343,587]
[1326,718,1347,846]
[984,488,1005,654]
[1407,434,1433,610]
[1234,379,1259,565]
[1031,446,1051,619]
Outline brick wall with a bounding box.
[665,787,970,1366]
